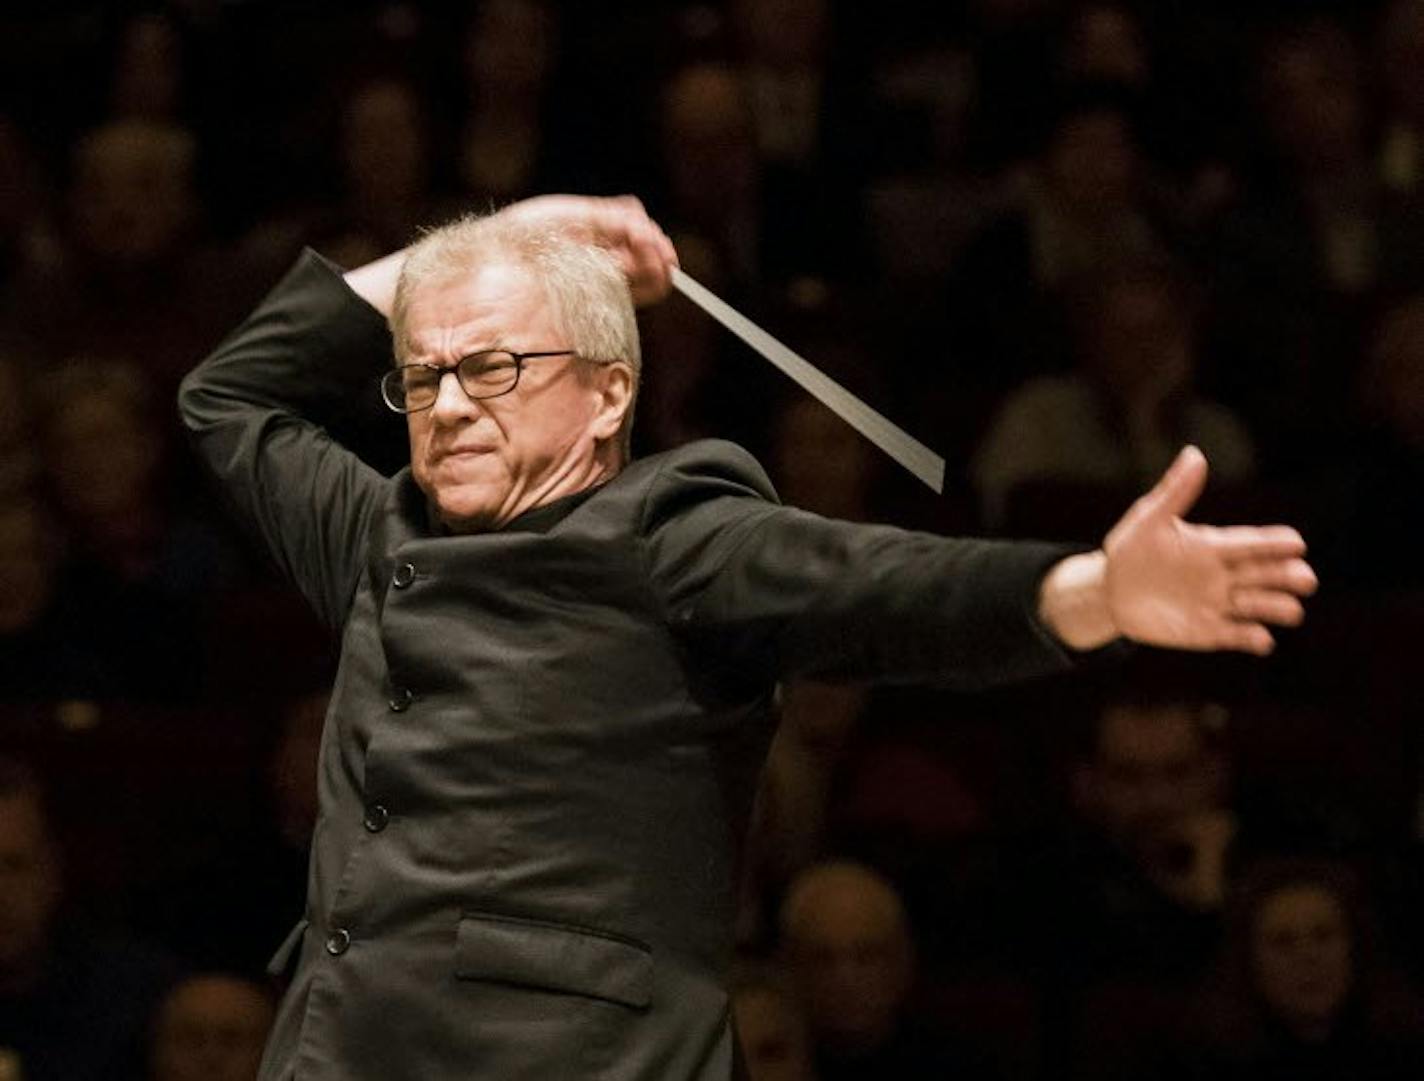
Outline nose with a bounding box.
[429,368,480,424]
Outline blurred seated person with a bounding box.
[1007,681,1246,1078]
[971,259,1255,536]
[780,859,997,1080]
[0,492,83,701]
[0,755,179,1081]
[29,357,240,700]
[316,73,449,271]
[454,0,566,207]
[1379,0,1424,198]
[245,72,452,277]
[1309,293,1424,590]
[730,958,815,1081]
[768,395,879,523]
[726,0,862,285]
[12,119,241,396]
[1205,17,1424,470]
[736,680,869,949]
[634,235,744,455]
[1018,683,1236,990]
[657,60,766,292]
[131,689,324,974]
[1162,857,1424,1080]
[103,9,188,126]
[150,973,275,1081]
[947,84,1177,401]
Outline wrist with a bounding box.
[1037,549,1119,651]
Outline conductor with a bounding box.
[179,194,1317,1081]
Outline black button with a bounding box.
[388,687,413,712]
[364,804,389,833]
[325,928,351,956]
[392,562,416,589]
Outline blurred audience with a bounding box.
[737,681,868,949]
[657,60,765,292]
[454,0,564,207]
[1163,858,1424,1080]
[1378,0,1424,198]
[104,10,189,127]
[971,259,1255,535]
[946,83,1178,454]
[11,117,244,397]
[0,492,76,701]
[26,357,239,700]
[0,7,1420,1080]
[730,959,816,1081]
[149,973,275,1081]
[1205,16,1424,472]
[1309,293,1424,590]
[0,755,178,1081]
[0,353,36,497]
[130,689,324,974]
[780,859,997,1079]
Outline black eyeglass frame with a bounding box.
[380,349,577,414]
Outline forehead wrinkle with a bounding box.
[404,315,508,367]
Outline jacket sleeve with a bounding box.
[640,440,1086,692]
[178,249,394,631]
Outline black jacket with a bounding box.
[179,251,1082,1080]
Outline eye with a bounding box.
[477,355,518,376]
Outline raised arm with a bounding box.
[1037,445,1318,655]
[178,251,395,631]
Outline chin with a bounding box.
[434,494,500,533]
[417,467,506,532]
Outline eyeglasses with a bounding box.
[380,349,577,414]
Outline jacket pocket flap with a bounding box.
[456,913,652,1009]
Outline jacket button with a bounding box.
[363,804,389,833]
[388,687,413,712]
[392,562,416,589]
[325,928,351,956]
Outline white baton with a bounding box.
[670,268,946,494]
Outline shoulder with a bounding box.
[618,439,780,507]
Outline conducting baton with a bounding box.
[669,268,946,494]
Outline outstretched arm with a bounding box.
[342,194,678,315]
[1038,445,1318,655]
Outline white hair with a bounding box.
[390,211,641,454]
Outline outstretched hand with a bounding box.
[1039,446,1318,655]
[1106,445,1317,654]
[498,194,678,306]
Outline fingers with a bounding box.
[596,196,678,306]
[1208,618,1276,656]
[1212,525,1308,563]
[1229,587,1306,627]
[1230,556,1318,596]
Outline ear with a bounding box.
[589,362,634,445]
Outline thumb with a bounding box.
[1150,444,1208,520]
[1116,445,1207,534]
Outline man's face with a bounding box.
[0,792,61,978]
[402,262,624,531]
